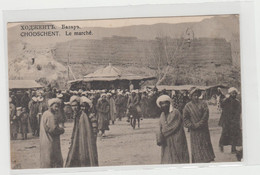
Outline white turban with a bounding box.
[32,97,38,102]
[80,96,93,107]
[57,93,63,98]
[101,93,107,97]
[37,96,44,102]
[228,87,239,94]
[156,95,173,112]
[70,95,80,105]
[48,98,61,107]
[156,95,172,107]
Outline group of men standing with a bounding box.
[156,87,242,164]
[9,85,242,168]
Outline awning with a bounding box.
[9,80,43,89]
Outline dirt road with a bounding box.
[10,105,239,169]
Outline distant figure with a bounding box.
[65,96,99,167]
[31,58,35,65]
[140,91,149,118]
[156,95,190,164]
[29,97,39,136]
[40,98,64,168]
[129,81,134,92]
[218,87,242,153]
[9,98,18,140]
[107,93,116,125]
[127,90,141,129]
[115,91,125,121]
[19,107,31,140]
[216,88,225,111]
[96,94,110,137]
[183,88,215,163]
[20,92,30,112]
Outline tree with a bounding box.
[149,28,194,85]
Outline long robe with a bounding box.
[40,110,64,168]
[10,103,19,135]
[159,109,190,164]
[29,101,39,134]
[218,97,242,146]
[96,99,110,131]
[115,95,125,119]
[140,95,148,118]
[183,101,215,163]
[109,97,116,122]
[65,111,98,167]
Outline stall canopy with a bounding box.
[147,84,228,92]
[68,63,156,90]
[9,80,43,90]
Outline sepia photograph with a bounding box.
[7,14,242,169]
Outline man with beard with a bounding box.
[96,94,110,137]
[40,98,64,168]
[65,96,99,167]
[156,95,189,164]
[183,88,215,163]
[218,87,242,153]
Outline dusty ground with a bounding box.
[10,105,239,169]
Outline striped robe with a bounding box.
[183,101,215,163]
[159,108,189,164]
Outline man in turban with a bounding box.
[65,96,99,167]
[156,95,189,164]
[40,98,64,168]
[218,87,242,153]
[183,88,215,163]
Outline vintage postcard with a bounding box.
[8,14,242,169]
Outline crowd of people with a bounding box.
[9,85,242,167]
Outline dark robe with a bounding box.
[115,95,125,119]
[140,95,149,118]
[19,112,31,134]
[96,99,110,131]
[183,101,215,163]
[29,101,39,134]
[10,103,19,135]
[40,110,64,168]
[158,108,190,164]
[218,97,242,146]
[127,95,141,118]
[65,111,98,167]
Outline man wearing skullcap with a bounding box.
[183,88,215,163]
[156,95,189,164]
[218,87,242,153]
[40,98,64,168]
[96,93,110,137]
[65,96,99,167]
